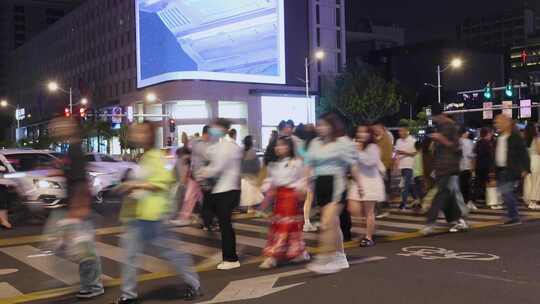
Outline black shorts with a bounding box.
[314,175,347,207]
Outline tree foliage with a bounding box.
[324,70,402,125]
[399,108,429,136]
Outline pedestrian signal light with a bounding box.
[79,107,86,119]
[484,82,493,100]
[505,81,514,98]
[169,119,176,133]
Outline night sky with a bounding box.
[347,0,532,43]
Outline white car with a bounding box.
[85,153,135,202]
[0,149,66,208]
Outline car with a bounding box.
[0,149,66,210]
[84,153,136,203]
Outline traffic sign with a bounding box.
[482,102,493,120]
[520,99,531,118]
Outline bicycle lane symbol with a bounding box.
[397,246,500,261]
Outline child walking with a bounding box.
[260,136,310,269]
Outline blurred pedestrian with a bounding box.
[305,113,362,274]
[170,147,195,226]
[240,135,262,213]
[115,122,201,304]
[523,122,540,210]
[302,124,319,232]
[372,121,393,219]
[347,125,385,247]
[191,126,216,231]
[197,118,243,270]
[411,141,425,209]
[0,184,12,229]
[228,128,238,143]
[395,126,417,210]
[459,127,477,210]
[48,117,104,299]
[259,136,309,269]
[494,114,530,226]
[473,127,495,204]
[421,113,469,234]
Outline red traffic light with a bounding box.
[64,107,70,117]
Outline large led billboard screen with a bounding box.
[135,0,286,88]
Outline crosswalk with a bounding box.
[1,204,539,300]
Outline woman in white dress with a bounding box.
[348,125,386,247]
[523,123,540,209]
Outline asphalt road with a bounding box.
[7,217,539,304]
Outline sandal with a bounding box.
[359,238,375,248]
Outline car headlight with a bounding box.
[88,172,106,187]
[34,179,61,189]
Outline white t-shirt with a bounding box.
[460,138,475,171]
[395,135,416,169]
[496,134,509,167]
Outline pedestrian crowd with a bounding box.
[22,107,538,302]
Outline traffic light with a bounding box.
[169,119,176,133]
[64,107,70,117]
[505,80,514,98]
[79,107,86,119]
[483,82,493,100]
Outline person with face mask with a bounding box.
[47,117,104,300]
[115,122,201,303]
[197,118,243,270]
[347,125,385,247]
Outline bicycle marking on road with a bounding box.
[397,246,500,261]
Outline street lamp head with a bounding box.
[450,58,463,69]
[80,98,88,105]
[0,100,7,108]
[146,93,157,102]
[314,50,325,60]
[48,81,59,92]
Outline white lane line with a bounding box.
[95,242,171,273]
[232,222,319,241]
[456,271,531,285]
[0,282,22,298]
[352,219,423,230]
[171,227,267,248]
[0,245,111,285]
[0,269,18,275]
[149,237,219,259]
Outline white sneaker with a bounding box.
[419,225,436,236]
[303,222,318,232]
[217,261,241,270]
[169,219,192,227]
[375,211,390,219]
[334,252,350,270]
[306,256,342,274]
[259,258,277,270]
[290,251,311,263]
[490,204,504,210]
[466,201,478,211]
[528,202,540,210]
[449,219,469,233]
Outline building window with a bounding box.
[316,28,321,47]
[171,101,209,119]
[316,5,320,24]
[218,101,248,119]
[336,7,341,27]
[336,30,341,48]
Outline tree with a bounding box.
[399,108,429,136]
[325,70,402,125]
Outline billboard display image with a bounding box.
[136,0,286,87]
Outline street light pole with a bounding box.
[305,57,311,123]
[69,87,73,115]
[437,65,442,104]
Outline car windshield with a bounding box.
[5,153,56,172]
